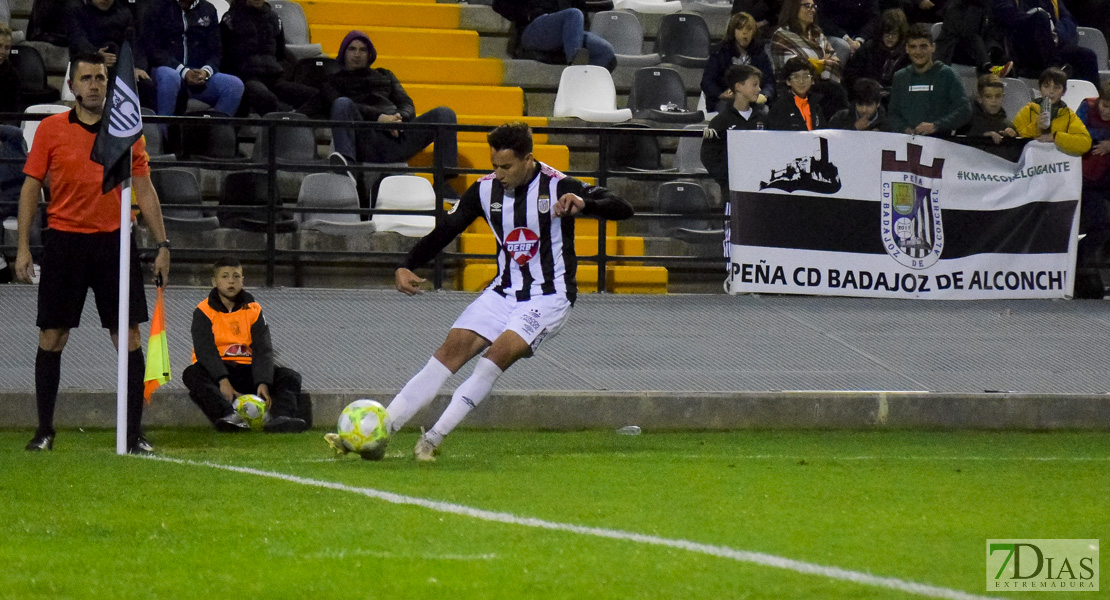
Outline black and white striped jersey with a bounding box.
[401,161,634,303]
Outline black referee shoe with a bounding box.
[25,433,54,451]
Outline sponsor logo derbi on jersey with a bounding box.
[505,228,540,265]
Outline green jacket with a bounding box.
[888,61,971,135]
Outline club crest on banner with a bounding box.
[760,136,841,194]
[880,143,945,269]
[107,77,142,138]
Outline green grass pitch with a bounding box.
[1,429,1106,599]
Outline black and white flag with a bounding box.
[91,41,143,194]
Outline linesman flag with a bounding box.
[144,282,170,402]
[91,41,143,194]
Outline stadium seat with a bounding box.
[139,107,171,159]
[1061,78,1099,111]
[293,56,340,90]
[1076,27,1110,82]
[150,169,220,232]
[552,66,633,123]
[373,175,436,237]
[589,11,660,67]
[179,111,247,161]
[210,0,229,20]
[9,45,60,107]
[604,122,670,172]
[250,112,321,164]
[627,67,704,123]
[614,0,683,14]
[60,62,74,103]
[218,170,298,233]
[681,0,733,18]
[1000,77,1034,119]
[269,0,325,59]
[20,103,68,152]
[674,124,708,175]
[654,181,723,244]
[296,173,376,235]
[656,12,710,68]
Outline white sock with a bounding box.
[386,357,452,434]
[425,357,503,447]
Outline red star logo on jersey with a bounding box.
[504,228,540,265]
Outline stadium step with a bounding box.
[373,56,503,86]
[409,141,569,172]
[300,1,462,29]
[311,25,480,58]
[402,83,523,117]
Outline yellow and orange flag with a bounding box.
[143,284,170,402]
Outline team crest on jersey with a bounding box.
[880,143,945,269]
[538,194,550,213]
[505,227,540,265]
[224,344,251,357]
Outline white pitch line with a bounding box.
[682,455,1110,462]
[147,455,993,600]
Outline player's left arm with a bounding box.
[133,173,171,285]
[555,178,634,221]
[249,309,276,403]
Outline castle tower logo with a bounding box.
[760,137,841,194]
[880,143,945,269]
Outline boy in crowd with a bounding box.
[888,24,971,136]
[1013,67,1092,156]
[829,78,887,131]
[958,74,1018,144]
[765,57,824,132]
[702,64,768,193]
[182,257,310,433]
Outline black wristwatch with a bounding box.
[155,240,171,251]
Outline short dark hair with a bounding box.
[977,73,1004,95]
[725,64,762,90]
[488,121,533,158]
[852,78,882,105]
[1038,67,1068,89]
[211,256,242,276]
[780,56,815,82]
[904,23,933,44]
[69,52,107,81]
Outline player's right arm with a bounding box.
[14,176,43,283]
[395,184,484,294]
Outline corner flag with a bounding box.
[143,283,170,402]
[91,40,143,194]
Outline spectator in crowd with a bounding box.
[843,8,909,90]
[934,0,1011,76]
[702,64,768,192]
[766,56,826,130]
[1013,67,1092,155]
[770,0,848,118]
[27,0,69,46]
[829,77,887,130]
[957,74,1017,143]
[702,12,776,113]
[1075,81,1110,265]
[887,24,970,135]
[491,0,615,70]
[68,0,156,109]
[818,0,880,53]
[0,23,20,114]
[902,0,945,24]
[991,0,1099,86]
[183,256,310,434]
[731,0,781,33]
[318,31,459,198]
[220,0,317,116]
[143,0,244,120]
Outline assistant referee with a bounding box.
[14,52,171,455]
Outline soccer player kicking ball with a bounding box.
[327,122,633,461]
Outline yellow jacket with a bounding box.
[1013,101,1093,156]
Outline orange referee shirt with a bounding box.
[23,109,150,234]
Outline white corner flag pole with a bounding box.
[115,150,133,456]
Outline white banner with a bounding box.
[726,131,1081,299]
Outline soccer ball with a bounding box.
[233,394,267,430]
[336,399,391,459]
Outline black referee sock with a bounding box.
[126,349,146,442]
[34,348,62,437]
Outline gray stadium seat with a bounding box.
[656,12,710,68]
[297,173,375,235]
[589,11,660,67]
[1000,77,1034,120]
[1075,27,1110,84]
[270,0,325,59]
[653,181,723,244]
[674,124,708,175]
[218,170,298,233]
[151,169,221,232]
[250,111,321,164]
[627,66,704,123]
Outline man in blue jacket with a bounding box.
[142,0,244,119]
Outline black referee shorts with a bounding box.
[37,229,149,330]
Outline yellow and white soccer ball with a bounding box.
[233,394,267,430]
[337,399,391,456]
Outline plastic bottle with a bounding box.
[616,425,641,435]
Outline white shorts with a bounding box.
[452,290,572,353]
